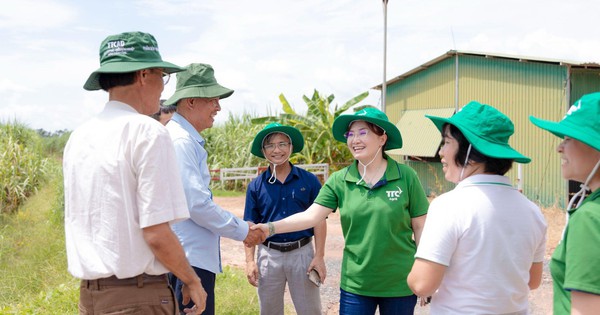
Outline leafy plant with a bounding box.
[0,122,49,214]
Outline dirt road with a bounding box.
[215,196,554,315]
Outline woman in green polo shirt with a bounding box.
[251,107,429,315]
[530,92,600,314]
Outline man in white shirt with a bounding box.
[63,31,206,315]
[164,63,266,315]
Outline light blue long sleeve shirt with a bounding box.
[166,113,249,274]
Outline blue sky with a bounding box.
[1,0,599,132]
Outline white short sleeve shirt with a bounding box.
[63,101,190,279]
[416,174,547,314]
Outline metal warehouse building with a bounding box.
[376,50,600,207]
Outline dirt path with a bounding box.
[215,196,555,315]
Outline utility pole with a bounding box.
[382,0,389,112]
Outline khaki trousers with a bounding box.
[79,274,177,315]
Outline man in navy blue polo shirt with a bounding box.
[244,123,327,315]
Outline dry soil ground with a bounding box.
[215,196,559,315]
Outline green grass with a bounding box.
[215,266,260,314]
[0,164,79,314]
[0,164,262,314]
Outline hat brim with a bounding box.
[529,116,600,152]
[251,126,304,158]
[83,61,184,91]
[331,115,402,150]
[163,84,234,106]
[427,115,531,163]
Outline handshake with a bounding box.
[243,222,271,247]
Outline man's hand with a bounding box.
[307,255,327,284]
[181,278,207,314]
[244,222,267,247]
[247,223,269,247]
[245,260,259,287]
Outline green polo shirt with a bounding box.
[315,159,429,297]
[550,188,600,314]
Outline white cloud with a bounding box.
[1,0,600,132]
[0,0,76,30]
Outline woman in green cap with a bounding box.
[407,101,547,314]
[250,107,429,315]
[530,92,600,314]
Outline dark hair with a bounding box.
[160,105,177,114]
[151,104,177,121]
[98,72,136,91]
[443,124,513,175]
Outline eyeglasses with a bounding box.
[161,71,170,85]
[343,129,369,140]
[263,142,290,151]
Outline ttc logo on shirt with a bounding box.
[386,187,403,201]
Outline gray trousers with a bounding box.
[257,242,322,315]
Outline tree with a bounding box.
[253,89,369,170]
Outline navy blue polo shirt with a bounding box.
[244,163,322,243]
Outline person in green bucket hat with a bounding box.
[243,122,326,314]
[408,101,547,314]
[248,107,430,314]
[164,63,265,315]
[530,92,600,314]
[63,31,207,314]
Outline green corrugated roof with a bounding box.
[388,108,455,157]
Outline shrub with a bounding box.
[0,122,49,214]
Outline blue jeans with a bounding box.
[175,267,216,315]
[339,288,417,315]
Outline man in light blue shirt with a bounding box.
[164,63,266,315]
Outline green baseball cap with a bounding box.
[331,107,402,150]
[426,101,531,163]
[251,123,304,158]
[84,31,184,91]
[529,92,600,152]
[163,63,234,106]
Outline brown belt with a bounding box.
[82,273,167,290]
[263,237,312,252]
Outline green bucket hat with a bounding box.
[84,31,184,91]
[426,101,531,163]
[251,123,304,159]
[163,63,234,106]
[331,107,402,150]
[529,92,600,152]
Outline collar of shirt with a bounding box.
[104,100,139,114]
[344,158,402,186]
[456,174,512,189]
[263,162,300,183]
[170,112,205,146]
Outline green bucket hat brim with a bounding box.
[426,114,531,163]
[251,124,304,159]
[83,61,184,91]
[163,84,234,106]
[529,116,600,152]
[331,108,402,150]
[529,92,600,152]
[163,63,234,106]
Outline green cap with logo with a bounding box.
[164,63,234,106]
[529,92,600,152]
[426,101,531,163]
[331,107,402,149]
[84,31,184,91]
[251,123,304,159]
